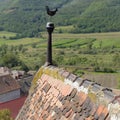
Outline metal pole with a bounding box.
[45,22,54,66]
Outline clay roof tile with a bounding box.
[67,73,77,82]
[75,77,83,86]
[16,66,120,120]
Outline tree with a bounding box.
[2,53,20,68]
[0,44,8,55]
[99,40,102,49]
[87,42,93,50]
[21,62,29,72]
[31,43,37,48]
[18,44,23,51]
[113,53,120,66]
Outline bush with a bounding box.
[20,62,29,72]
[0,109,13,120]
[103,67,115,73]
[94,66,115,73]
[94,66,100,72]
[73,69,84,76]
[2,53,20,68]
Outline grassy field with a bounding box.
[0,31,16,37]
[0,31,120,88]
[0,32,41,45]
[1,31,120,46]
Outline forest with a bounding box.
[0,0,120,37]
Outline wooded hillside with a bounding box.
[0,0,120,37]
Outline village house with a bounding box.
[11,70,25,80]
[0,67,11,74]
[0,66,25,80]
[0,67,30,118]
[0,73,21,103]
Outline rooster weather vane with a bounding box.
[46,6,58,17]
[45,6,58,66]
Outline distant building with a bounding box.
[0,73,21,103]
[0,67,11,74]
[27,70,36,76]
[11,70,25,80]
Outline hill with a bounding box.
[0,0,74,37]
[0,0,120,36]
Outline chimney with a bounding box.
[45,22,54,66]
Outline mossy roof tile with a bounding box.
[16,66,120,120]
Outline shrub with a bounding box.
[103,67,115,73]
[0,109,13,120]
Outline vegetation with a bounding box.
[0,109,13,120]
[0,31,120,88]
[0,0,120,37]
[0,31,119,70]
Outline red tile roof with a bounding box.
[0,74,21,95]
[16,66,120,120]
[0,96,27,119]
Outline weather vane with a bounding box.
[45,6,58,66]
[46,6,58,17]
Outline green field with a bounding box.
[0,31,120,88]
[0,31,41,45]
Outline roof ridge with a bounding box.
[16,65,120,120]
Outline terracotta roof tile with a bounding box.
[60,84,73,96]
[69,88,77,98]
[42,83,51,93]
[58,69,65,75]
[94,105,105,119]
[41,74,50,81]
[78,92,88,105]
[99,107,109,120]
[74,77,83,86]
[16,66,120,120]
[67,73,77,82]
[91,83,102,92]
[102,88,115,102]
[81,79,92,88]
[65,108,73,118]
[62,71,70,78]
[114,95,120,103]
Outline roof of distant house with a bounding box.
[0,74,21,95]
[0,67,11,74]
[0,96,27,119]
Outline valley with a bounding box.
[0,31,120,88]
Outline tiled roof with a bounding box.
[16,66,120,120]
[0,74,21,95]
[0,96,27,119]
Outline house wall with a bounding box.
[0,89,20,103]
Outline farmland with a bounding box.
[0,31,120,88]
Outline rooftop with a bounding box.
[16,65,120,120]
[0,96,27,119]
[0,74,21,95]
